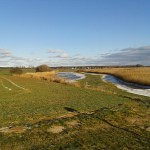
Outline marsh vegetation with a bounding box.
[83,67,150,86]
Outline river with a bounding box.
[57,72,150,97]
[57,72,86,82]
[102,74,150,97]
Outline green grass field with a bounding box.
[0,69,150,149]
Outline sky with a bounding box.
[0,0,150,67]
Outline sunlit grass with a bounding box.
[0,73,148,127]
[0,70,149,149]
[0,74,134,127]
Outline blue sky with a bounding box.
[0,0,150,66]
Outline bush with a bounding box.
[35,64,50,72]
[136,64,143,67]
[10,67,23,74]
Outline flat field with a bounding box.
[0,69,150,149]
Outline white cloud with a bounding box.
[47,49,70,59]
[100,46,150,66]
[0,48,47,67]
[47,46,150,66]
[55,53,69,58]
[47,49,64,53]
[0,46,150,67]
[0,48,12,58]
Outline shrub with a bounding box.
[35,65,50,72]
[10,67,23,74]
[136,64,143,67]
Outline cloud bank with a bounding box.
[46,46,150,66]
[100,46,150,66]
[0,48,47,67]
[0,46,150,67]
[47,49,64,53]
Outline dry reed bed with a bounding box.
[18,71,80,87]
[83,67,150,86]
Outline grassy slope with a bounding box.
[83,67,150,86]
[0,72,150,149]
[1,103,150,150]
[0,75,132,127]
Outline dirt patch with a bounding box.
[57,113,78,119]
[84,122,110,131]
[0,126,27,134]
[0,127,9,133]
[125,117,139,124]
[125,115,150,125]
[66,120,80,127]
[146,127,150,132]
[47,126,65,134]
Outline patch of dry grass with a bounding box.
[47,126,65,134]
[18,71,81,87]
[0,126,27,134]
[18,71,66,83]
[83,67,150,86]
[19,71,55,80]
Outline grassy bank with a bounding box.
[0,74,134,127]
[0,72,150,149]
[0,103,150,149]
[82,67,150,86]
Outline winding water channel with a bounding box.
[57,72,86,81]
[57,72,150,97]
[102,74,150,97]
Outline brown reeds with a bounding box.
[18,71,81,87]
[83,67,150,86]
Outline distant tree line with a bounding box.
[10,67,23,74]
[9,64,51,74]
[8,63,145,75]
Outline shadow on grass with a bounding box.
[64,107,79,113]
